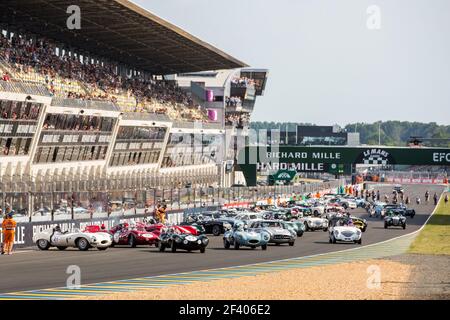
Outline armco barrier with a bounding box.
[1,210,188,249]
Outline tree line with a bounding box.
[250,121,450,147]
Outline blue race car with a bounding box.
[223,222,270,250]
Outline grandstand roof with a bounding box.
[0,0,247,74]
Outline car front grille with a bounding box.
[274,235,291,240]
[342,231,354,237]
[248,239,259,244]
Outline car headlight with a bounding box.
[334,230,339,236]
[175,237,182,243]
[202,238,209,244]
[91,236,97,242]
[356,230,361,235]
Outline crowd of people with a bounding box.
[0,33,209,122]
[225,96,242,107]
[230,76,255,88]
[225,112,250,128]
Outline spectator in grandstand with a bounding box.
[0,32,206,122]
[2,72,10,81]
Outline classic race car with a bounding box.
[328,217,362,244]
[301,215,328,232]
[384,204,415,218]
[347,216,368,232]
[109,222,159,247]
[384,211,407,229]
[159,226,209,253]
[281,220,305,237]
[223,222,270,250]
[249,220,296,246]
[182,212,232,236]
[33,227,112,251]
[146,223,202,236]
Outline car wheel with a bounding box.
[37,239,51,250]
[402,223,406,230]
[362,226,367,232]
[304,222,309,232]
[411,211,415,219]
[289,242,295,247]
[200,247,206,253]
[297,231,303,237]
[234,241,240,250]
[329,237,332,243]
[56,246,67,251]
[128,235,137,248]
[323,227,328,232]
[223,239,230,249]
[261,244,267,250]
[77,238,90,251]
[357,239,362,245]
[251,246,256,249]
[212,225,221,236]
[275,243,280,246]
[384,222,388,229]
[171,242,177,253]
[97,247,107,251]
[159,243,166,252]
[332,236,336,244]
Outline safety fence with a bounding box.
[0,179,353,248]
[0,180,343,224]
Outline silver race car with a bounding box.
[33,226,113,251]
[248,220,296,246]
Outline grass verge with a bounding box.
[409,192,450,255]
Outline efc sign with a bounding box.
[433,153,450,163]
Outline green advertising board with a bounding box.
[237,146,450,186]
[268,169,297,185]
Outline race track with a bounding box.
[0,184,444,294]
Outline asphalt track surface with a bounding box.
[0,184,444,294]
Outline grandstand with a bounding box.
[0,0,268,216]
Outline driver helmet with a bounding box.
[234,221,245,231]
[54,225,61,232]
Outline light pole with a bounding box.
[378,122,381,145]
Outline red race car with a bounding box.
[145,223,200,236]
[108,222,159,247]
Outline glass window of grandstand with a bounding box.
[34,145,108,164]
[42,114,115,132]
[0,137,33,156]
[116,126,166,141]
[0,100,42,121]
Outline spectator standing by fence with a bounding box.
[445,194,449,205]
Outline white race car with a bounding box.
[301,216,328,231]
[328,218,362,244]
[33,227,112,251]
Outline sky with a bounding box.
[134,0,450,125]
